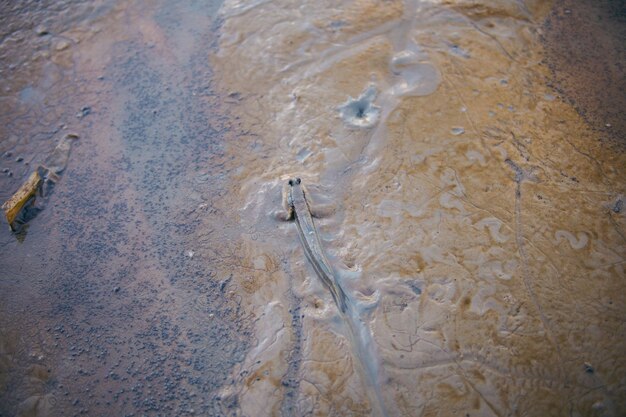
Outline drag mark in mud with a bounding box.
[286,178,349,313]
[506,158,565,373]
[285,178,391,417]
[279,298,303,416]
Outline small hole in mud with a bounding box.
[361,287,375,296]
[338,85,380,127]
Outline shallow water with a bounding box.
[1,0,625,416]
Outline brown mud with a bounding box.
[211,0,626,415]
[0,1,625,417]
[542,0,626,144]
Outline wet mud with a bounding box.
[1,0,625,417]
[211,0,626,415]
[542,0,626,144]
[2,1,252,416]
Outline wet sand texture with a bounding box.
[542,0,626,144]
[212,0,625,415]
[1,2,251,416]
[1,0,625,416]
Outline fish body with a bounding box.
[287,178,348,313]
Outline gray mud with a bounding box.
[542,0,626,144]
[1,1,252,416]
[1,1,625,416]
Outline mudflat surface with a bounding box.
[542,0,626,144]
[1,2,252,416]
[1,1,625,416]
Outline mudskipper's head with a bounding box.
[288,178,302,187]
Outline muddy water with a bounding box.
[0,1,252,416]
[0,0,624,416]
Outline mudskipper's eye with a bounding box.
[288,179,294,186]
[296,178,301,184]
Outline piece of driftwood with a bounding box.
[2,170,42,229]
